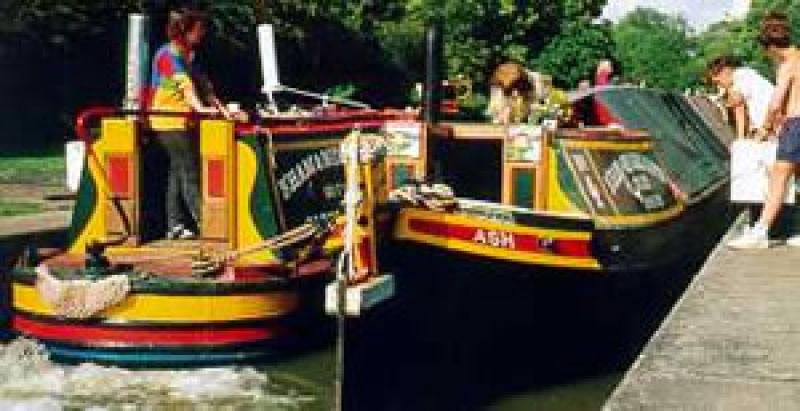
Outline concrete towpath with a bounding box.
[605,214,800,410]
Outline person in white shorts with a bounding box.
[707,55,775,138]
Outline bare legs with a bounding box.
[756,161,795,229]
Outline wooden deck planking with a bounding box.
[605,215,800,410]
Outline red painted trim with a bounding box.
[75,107,117,145]
[358,237,373,274]
[592,99,622,126]
[407,218,592,258]
[74,106,417,141]
[206,159,225,198]
[107,155,130,196]
[295,258,333,278]
[13,315,289,347]
[238,120,391,136]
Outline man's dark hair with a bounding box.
[758,11,792,48]
[166,7,209,42]
[707,55,741,76]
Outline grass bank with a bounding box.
[0,153,65,186]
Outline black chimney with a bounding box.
[424,24,443,124]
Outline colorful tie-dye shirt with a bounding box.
[149,43,194,130]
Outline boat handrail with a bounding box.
[74,106,419,143]
[557,127,650,140]
[74,106,236,144]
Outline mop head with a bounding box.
[34,264,131,319]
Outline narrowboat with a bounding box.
[2,106,413,367]
[353,86,732,278]
[0,13,413,366]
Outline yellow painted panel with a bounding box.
[546,147,582,214]
[200,120,234,155]
[235,140,277,263]
[594,203,685,227]
[13,283,298,323]
[199,120,236,242]
[101,119,137,152]
[69,118,139,253]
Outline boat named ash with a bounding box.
[357,87,732,276]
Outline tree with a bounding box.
[533,18,615,88]
[383,0,607,88]
[691,0,800,89]
[612,7,697,90]
[0,0,612,149]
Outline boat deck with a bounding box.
[41,239,231,276]
[605,215,800,410]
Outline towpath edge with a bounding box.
[605,212,800,410]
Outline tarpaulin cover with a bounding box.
[576,87,730,199]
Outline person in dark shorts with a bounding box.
[777,118,800,161]
[729,12,800,249]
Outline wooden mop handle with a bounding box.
[226,223,316,260]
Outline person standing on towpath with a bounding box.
[707,55,775,139]
[728,11,800,249]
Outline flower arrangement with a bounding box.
[528,88,571,126]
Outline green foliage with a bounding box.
[0,1,140,50]
[534,19,615,88]
[0,0,617,150]
[612,7,697,90]
[695,0,800,83]
[406,0,607,86]
[325,83,358,99]
[614,1,800,92]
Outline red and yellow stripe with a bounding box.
[394,209,600,270]
[12,282,299,324]
[12,315,290,348]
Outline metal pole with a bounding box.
[278,85,371,109]
[335,131,360,410]
[424,23,443,124]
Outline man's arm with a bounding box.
[763,63,792,134]
[727,90,748,138]
[180,81,217,115]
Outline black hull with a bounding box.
[355,185,734,409]
[594,183,734,273]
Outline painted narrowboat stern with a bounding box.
[4,107,411,367]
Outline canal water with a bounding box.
[0,212,729,410]
[0,255,709,411]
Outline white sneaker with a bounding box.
[167,225,196,240]
[177,228,196,240]
[727,227,769,249]
[786,235,800,247]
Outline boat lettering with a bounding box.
[473,229,516,249]
[603,153,668,210]
[277,147,343,200]
[460,208,515,224]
